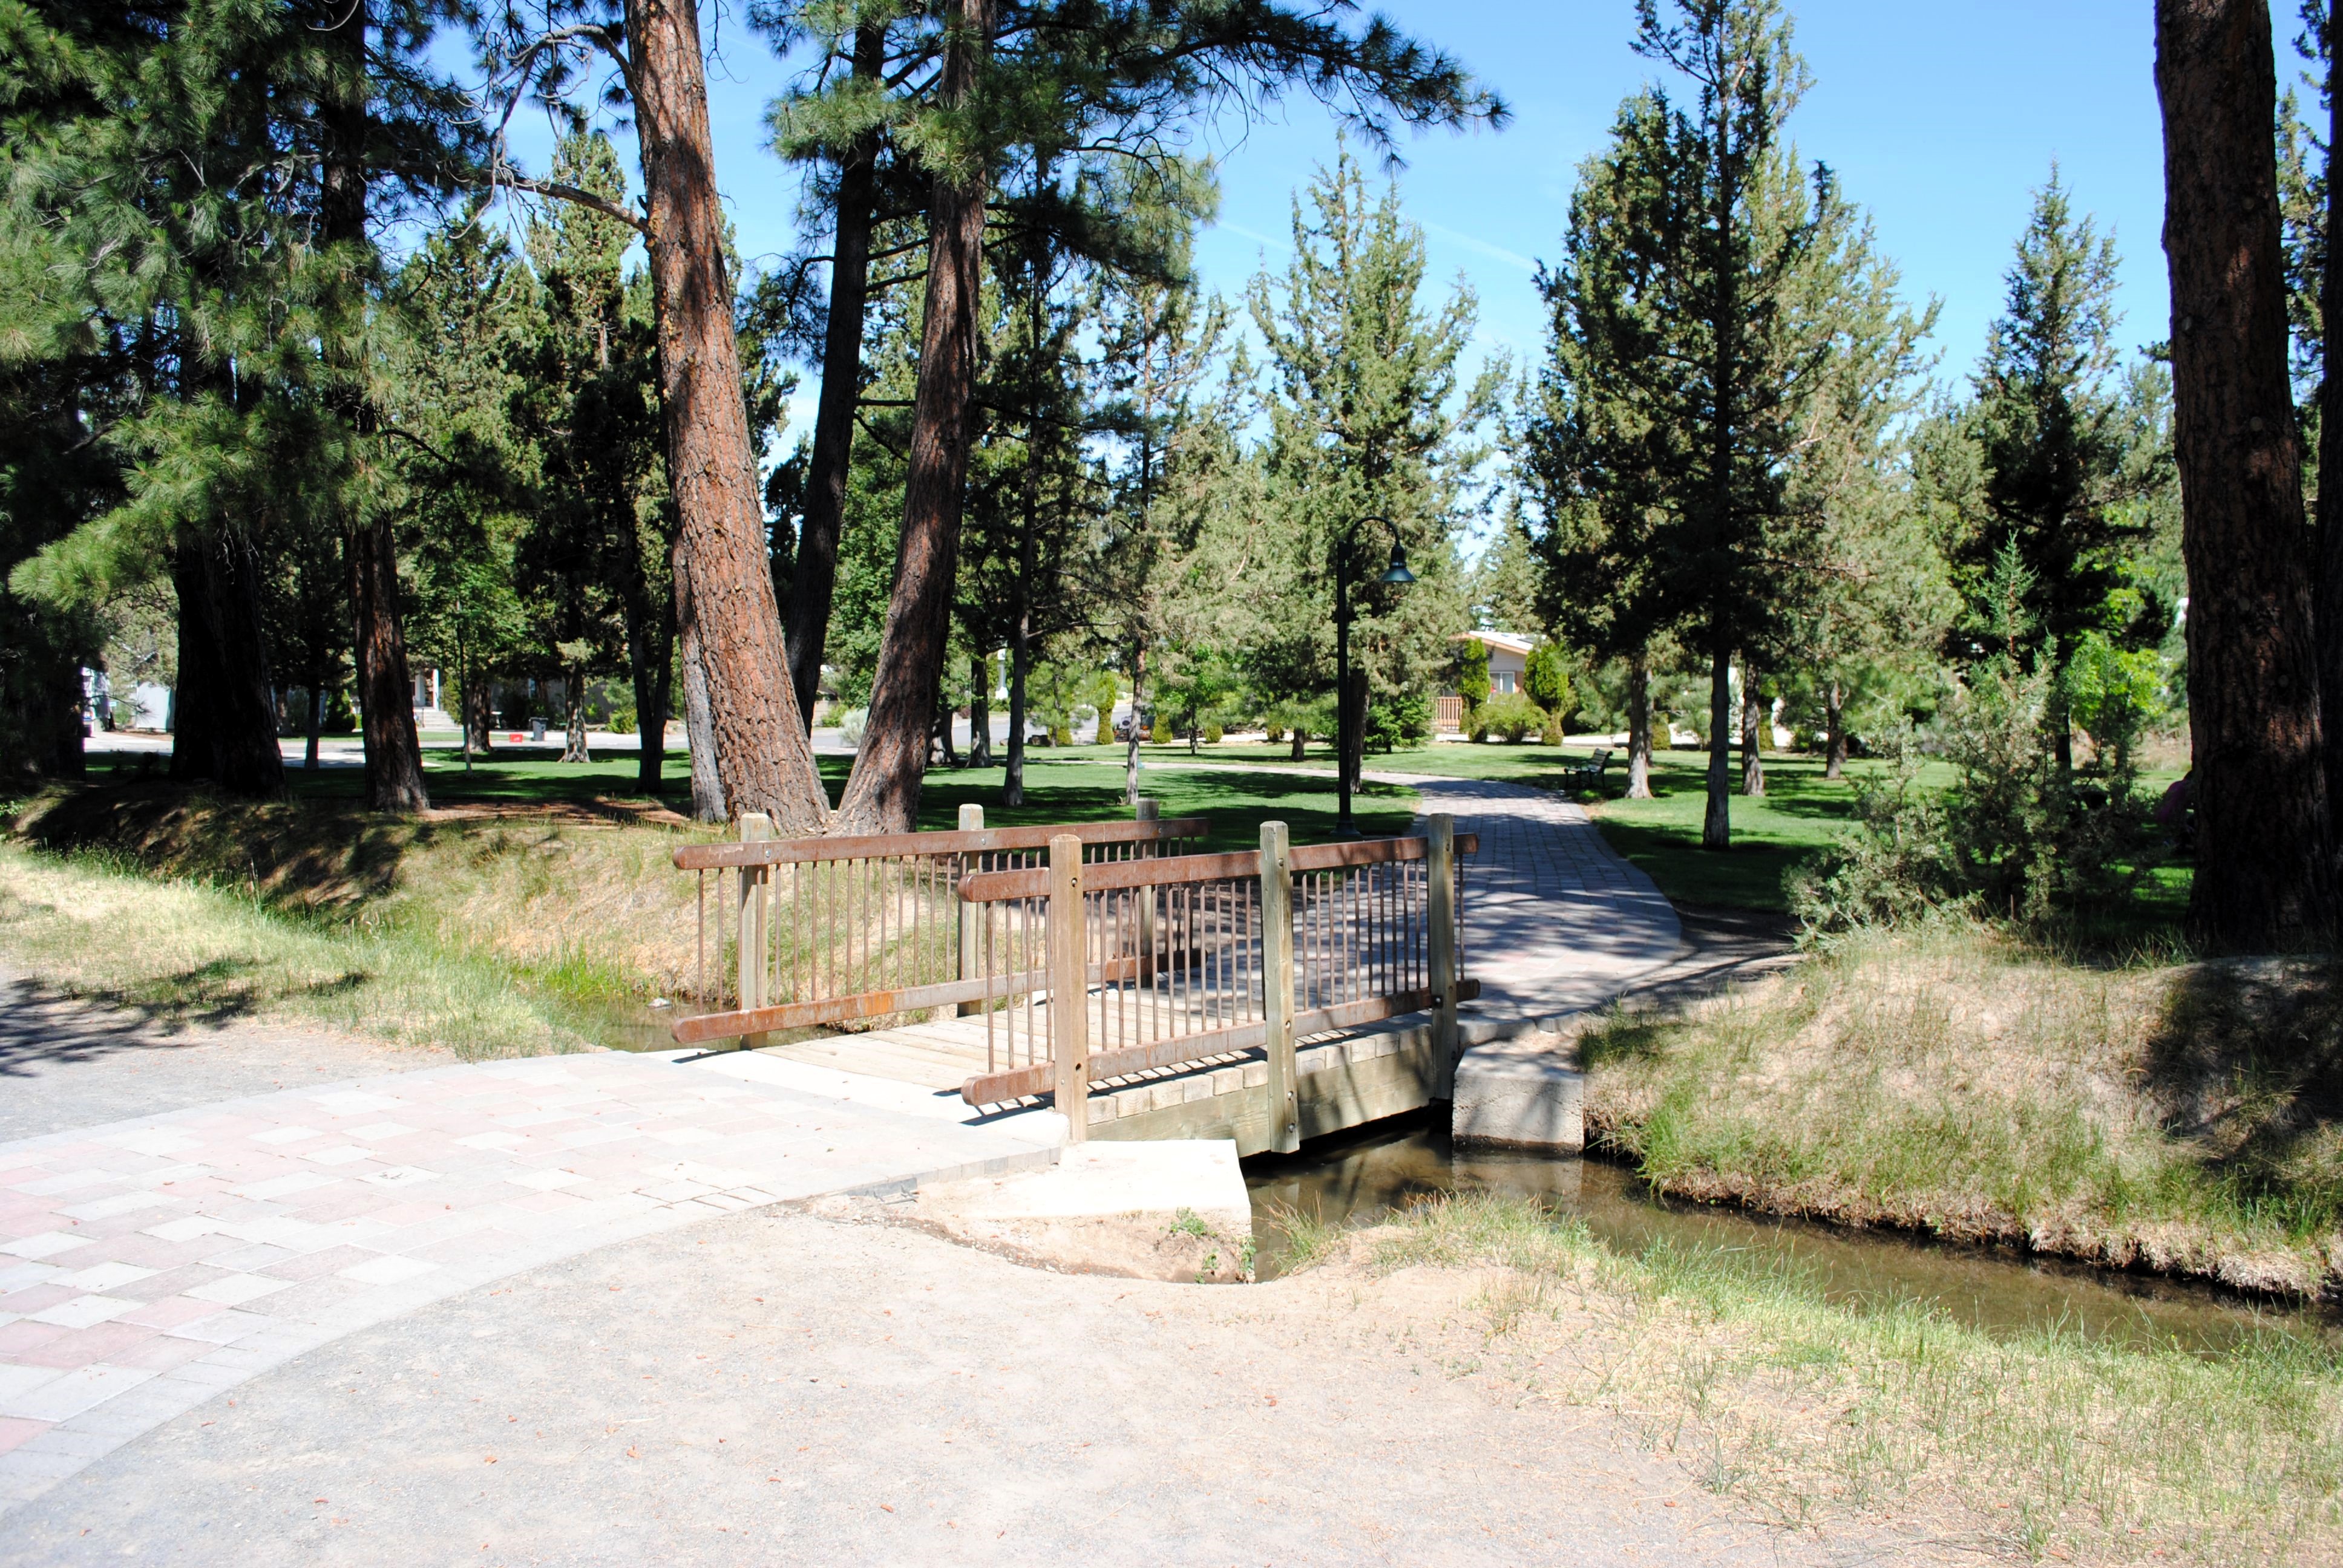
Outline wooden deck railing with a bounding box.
[666,808,1208,1046]
[954,817,1477,1151]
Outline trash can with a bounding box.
[529,717,547,742]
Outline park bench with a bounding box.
[1566,748,1613,789]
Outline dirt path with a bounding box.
[0,968,454,1145]
[0,1201,1939,1568]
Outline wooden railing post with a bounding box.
[737,813,774,1050]
[1134,796,1159,987]
[1048,832,1090,1142]
[1427,812,1458,1098]
[1259,819,1300,1154]
[955,803,983,1016]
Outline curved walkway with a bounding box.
[0,770,1699,1550]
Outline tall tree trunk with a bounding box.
[629,0,826,832]
[637,595,674,791]
[1824,675,1847,780]
[321,0,427,814]
[1004,612,1029,806]
[561,661,592,762]
[968,653,992,767]
[1740,663,1765,797]
[2318,0,2343,857]
[1340,667,1368,802]
[2157,0,2335,946]
[1702,636,1732,850]
[1625,646,1653,800]
[936,696,960,767]
[35,653,84,779]
[1003,456,1038,806]
[167,541,217,785]
[305,673,324,770]
[784,20,884,731]
[465,670,492,760]
[1123,642,1144,800]
[833,0,994,835]
[169,531,286,797]
[674,550,727,823]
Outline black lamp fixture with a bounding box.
[1334,515,1415,836]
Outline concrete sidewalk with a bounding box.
[0,1051,1059,1515]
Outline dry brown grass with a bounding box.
[1581,925,2343,1298]
[1358,1193,2343,1566]
[8,783,723,999]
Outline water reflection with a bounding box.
[1245,1113,2341,1357]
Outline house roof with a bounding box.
[1450,630,1537,656]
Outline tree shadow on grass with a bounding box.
[2143,959,2343,1240]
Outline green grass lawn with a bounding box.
[78,734,2186,919]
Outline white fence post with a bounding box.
[736,812,774,1050]
[1048,832,1090,1142]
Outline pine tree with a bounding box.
[1248,152,1493,820]
[2157,0,2335,946]
[1958,172,2141,772]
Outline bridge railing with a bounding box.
[954,817,1476,1151]
[666,809,1208,1047]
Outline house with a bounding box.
[1435,630,1537,732]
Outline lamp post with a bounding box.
[1334,515,1417,837]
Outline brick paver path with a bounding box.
[0,1052,1052,1515]
[1101,757,1685,1020]
[1391,773,1683,1021]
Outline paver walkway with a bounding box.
[1106,759,1686,1021]
[0,1052,1055,1515]
[0,763,1693,1540]
[1395,774,1682,1021]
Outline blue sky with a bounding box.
[500,1,2304,438]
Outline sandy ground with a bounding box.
[0,967,454,1143]
[0,1198,1947,1568]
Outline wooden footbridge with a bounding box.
[666,808,1476,1156]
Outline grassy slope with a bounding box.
[0,759,1417,1056]
[1579,923,2343,1299]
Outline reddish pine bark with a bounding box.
[321,0,427,813]
[832,0,993,836]
[2318,0,2343,853]
[784,20,884,731]
[169,531,285,796]
[630,0,828,832]
[2157,0,2335,946]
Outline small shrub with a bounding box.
[1263,723,1286,744]
[1364,691,1432,753]
[1093,711,1113,744]
[608,705,638,736]
[1149,716,1172,743]
[1050,724,1073,746]
[1473,692,1544,744]
[837,708,868,746]
[1538,711,1564,746]
[1201,720,1224,743]
[1524,641,1573,718]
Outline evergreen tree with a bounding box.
[1248,152,1493,820]
[1956,171,2141,769]
[2157,0,2335,946]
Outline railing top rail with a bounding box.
[956,830,1478,903]
[672,815,1211,871]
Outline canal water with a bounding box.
[1244,1112,2341,1357]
